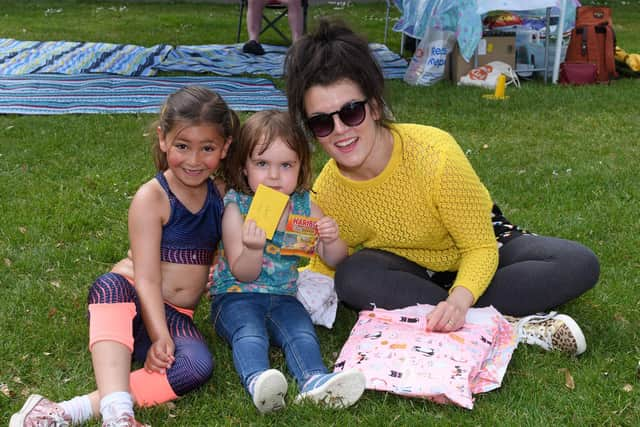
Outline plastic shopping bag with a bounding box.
[404,27,455,86]
[404,0,455,86]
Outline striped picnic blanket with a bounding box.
[156,43,408,79]
[0,38,407,79]
[0,74,287,114]
[0,38,171,76]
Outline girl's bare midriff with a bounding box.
[111,257,207,310]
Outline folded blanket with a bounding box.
[0,38,171,76]
[0,38,407,79]
[0,74,287,114]
[155,43,408,79]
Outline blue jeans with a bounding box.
[211,293,327,391]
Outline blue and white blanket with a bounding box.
[0,74,287,114]
[0,38,172,76]
[0,38,407,79]
[0,38,405,115]
[155,43,408,79]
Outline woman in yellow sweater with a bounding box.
[284,19,599,356]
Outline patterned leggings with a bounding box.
[88,272,213,398]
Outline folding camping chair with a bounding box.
[236,0,309,45]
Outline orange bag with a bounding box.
[564,6,618,83]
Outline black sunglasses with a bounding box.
[306,100,368,138]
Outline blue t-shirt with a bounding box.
[211,189,311,296]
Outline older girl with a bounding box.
[11,86,239,427]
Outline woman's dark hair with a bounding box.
[151,86,240,171]
[224,110,312,195]
[284,18,393,138]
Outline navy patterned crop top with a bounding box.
[156,172,223,265]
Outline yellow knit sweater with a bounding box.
[308,123,498,301]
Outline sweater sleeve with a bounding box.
[434,136,498,302]
[306,181,345,277]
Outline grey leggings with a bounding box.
[334,235,600,317]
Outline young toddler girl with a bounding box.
[210,110,365,414]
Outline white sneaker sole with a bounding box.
[295,370,366,408]
[252,369,288,414]
[555,314,587,356]
[10,394,45,427]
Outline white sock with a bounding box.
[59,395,93,425]
[100,391,133,421]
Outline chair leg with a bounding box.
[302,0,308,34]
[260,11,290,44]
[236,0,246,43]
[384,0,390,45]
[246,1,306,46]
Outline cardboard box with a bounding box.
[448,35,516,82]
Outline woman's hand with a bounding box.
[425,287,474,332]
[144,336,175,375]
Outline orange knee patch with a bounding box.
[88,303,136,352]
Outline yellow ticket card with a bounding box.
[246,184,290,239]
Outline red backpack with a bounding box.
[564,6,618,83]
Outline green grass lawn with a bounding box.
[1,1,639,425]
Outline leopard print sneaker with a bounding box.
[506,312,587,356]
